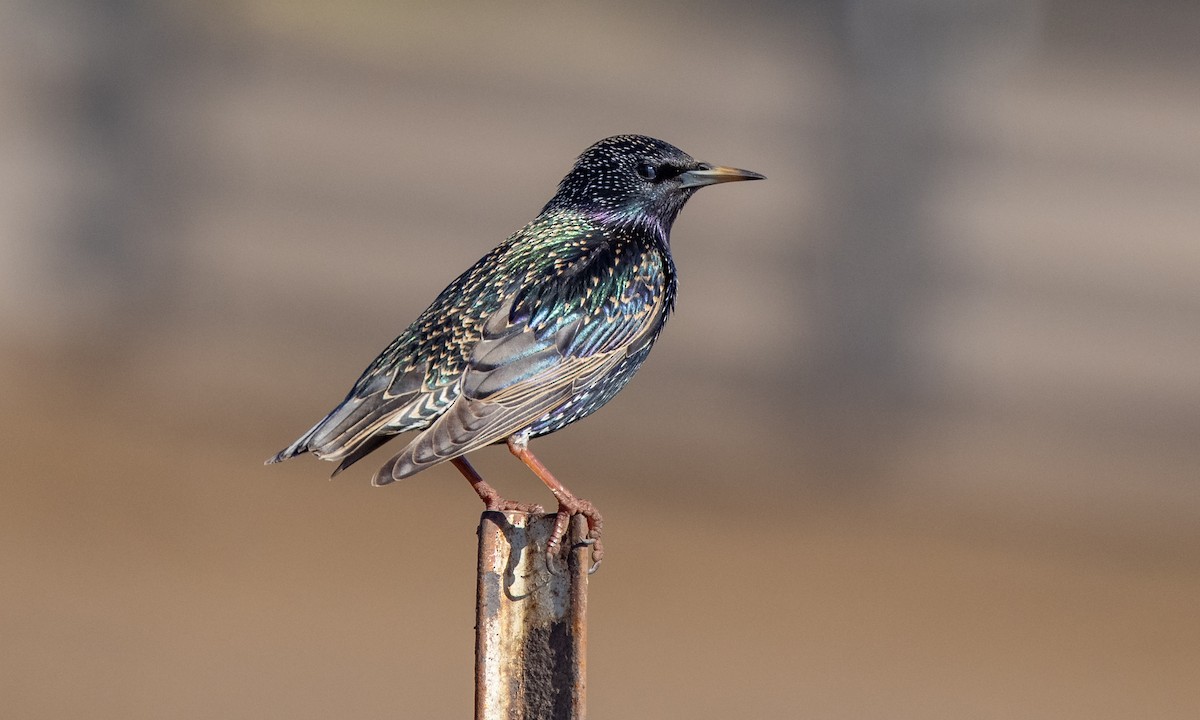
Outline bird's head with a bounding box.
[544,135,764,235]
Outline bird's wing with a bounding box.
[375,238,670,482]
[266,219,619,473]
[266,243,522,471]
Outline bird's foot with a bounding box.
[548,497,604,573]
[505,436,605,572]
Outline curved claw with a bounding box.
[583,538,604,574]
[546,513,604,573]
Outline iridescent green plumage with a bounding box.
[268,135,763,564]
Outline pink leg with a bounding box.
[507,436,604,570]
[451,456,544,514]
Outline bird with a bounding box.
[267,134,763,569]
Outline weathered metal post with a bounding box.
[476,511,589,720]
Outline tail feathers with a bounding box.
[267,401,408,473]
[265,433,314,465]
[263,404,362,467]
[265,393,389,467]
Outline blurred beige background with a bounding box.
[2,1,1198,718]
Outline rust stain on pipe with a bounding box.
[476,511,589,720]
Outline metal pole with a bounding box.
[476,511,589,720]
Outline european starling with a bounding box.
[268,135,763,568]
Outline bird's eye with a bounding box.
[636,162,658,181]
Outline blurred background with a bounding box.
[2,0,1198,717]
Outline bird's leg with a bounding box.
[506,436,604,571]
[451,456,544,514]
